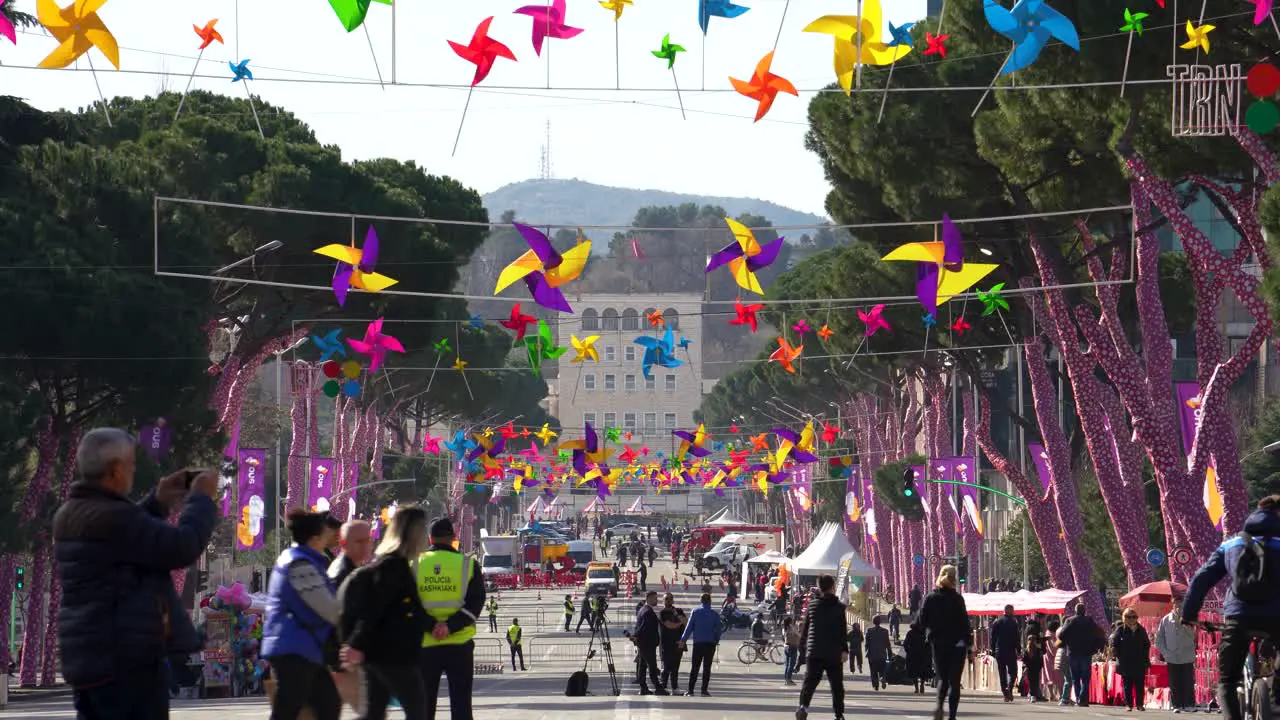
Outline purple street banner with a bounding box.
[1174,381,1225,530]
[137,418,172,461]
[311,458,334,513]
[235,448,267,551]
[953,458,984,536]
[911,465,928,516]
[1027,442,1052,494]
[845,464,863,523]
[933,457,964,523]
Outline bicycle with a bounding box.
[737,639,786,665]
[1202,621,1274,720]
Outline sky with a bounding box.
[2,0,928,220]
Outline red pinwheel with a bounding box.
[924,31,950,58]
[449,17,517,86]
[729,299,765,332]
[792,319,811,335]
[500,303,538,340]
[951,316,971,335]
[821,423,840,443]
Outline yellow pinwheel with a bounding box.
[600,0,632,20]
[535,423,558,445]
[707,218,784,295]
[571,334,601,363]
[1180,20,1214,53]
[803,0,910,95]
[38,0,121,69]
[495,224,591,313]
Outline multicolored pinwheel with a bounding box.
[313,226,399,307]
[347,317,405,373]
[729,52,797,122]
[879,214,998,317]
[673,424,712,461]
[707,218,784,295]
[494,224,592,313]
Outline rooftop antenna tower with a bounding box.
[538,119,553,180]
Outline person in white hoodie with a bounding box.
[1154,606,1198,712]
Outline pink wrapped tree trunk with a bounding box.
[286,361,312,508]
[959,394,982,587]
[923,375,956,576]
[41,428,81,686]
[17,421,55,687]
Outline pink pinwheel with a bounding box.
[423,435,442,455]
[791,319,811,335]
[347,317,405,373]
[0,11,14,45]
[520,444,544,461]
[216,582,252,610]
[514,0,583,56]
[858,304,892,336]
[1254,0,1274,26]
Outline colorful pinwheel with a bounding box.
[803,0,911,95]
[858,304,892,336]
[951,317,971,335]
[924,32,950,58]
[653,33,685,68]
[729,299,765,332]
[817,324,834,341]
[978,283,1010,316]
[229,59,253,81]
[879,214,998,317]
[313,226,399,307]
[983,0,1080,75]
[494,224,591,313]
[634,328,683,378]
[423,435,442,455]
[673,424,712,460]
[1180,20,1214,53]
[522,320,567,376]
[347,317,405,373]
[433,338,451,354]
[328,0,391,32]
[729,51,797,122]
[707,218,784,295]
[600,0,632,20]
[571,335,600,362]
[769,336,803,374]
[698,0,750,34]
[37,0,120,69]
[775,422,819,464]
[1120,8,1148,35]
[514,0,583,56]
[311,329,347,362]
[194,19,223,49]
[500,303,538,340]
[535,423,558,445]
[450,16,517,86]
[792,319,811,335]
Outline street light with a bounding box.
[1242,440,1280,462]
[214,240,284,275]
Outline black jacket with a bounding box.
[847,625,864,653]
[339,554,428,666]
[918,586,972,652]
[989,615,1021,659]
[54,482,216,686]
[634,603,661,647]
[328,553,358,588]
[1058,613,1103,658]
[865,625,892,662]
[1110,623,1151,678]
[800,594,848,662]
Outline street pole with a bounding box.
[1018,350,1029,588]
[274,353,284,559]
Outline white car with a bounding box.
[609,523,641,536]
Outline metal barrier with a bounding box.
[525,633,634,673]
[472,637,506,675]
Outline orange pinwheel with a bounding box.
[37,0,120,69]
[749,433,770,453]
[646,309,665,327]
[769,336,803,373]
[729,51,797,122]
[194,19,223,50]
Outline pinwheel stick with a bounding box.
[452,85,476,157]
[876,58,899,124]
[86,55,113,128]
[1120,28,1135,98]
[671,69,687,120]
[174,47,207,123]
[242,80,265,139]
[855,0,864,92]
[970,52,1012,118]
[614,21,620,90]
[423,353,444,394]
[364,24,386,90]
[459,368,475,401]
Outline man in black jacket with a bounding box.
[989,604,1021,701]
[796,575,849,720]
[55,428,218,719]
[632,590,669,695]
[864,617,892,691]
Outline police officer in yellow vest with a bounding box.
[486,596,499,632]
[563,594,575,632]
[416,517,484,720]
[507,618,527,671]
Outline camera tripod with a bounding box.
[584,604,621,696]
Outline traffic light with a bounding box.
[901,467,916,498]
[14,566,23,590]
[195,569,210,594]
[957,557,969,586]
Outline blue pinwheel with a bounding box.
[634,327,684,378]
[678,336,692,351]
[229,59,253,82]
[983,0,1080,75]
[698,0,750,34]
[311,329,346,362]
[443,431,477,461]
[467,314,484,330]
[887,22,915,48]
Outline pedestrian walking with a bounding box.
[338,505,431,720]
[795,574,848,720]
[659,593,687,694]
[846,622,864,674]
[563,594,576,632]
[1110,609,1151,711]
[263,509,344,720]
[55,429,218,720]
[865,616,891,691]
[904,623,931,695]
[415,517,485,720]
[639,561,648,592]
[576,594,593,633]
[486,597,499,633]
[1047,620,1069,704]
[918,565,972,720]
[632,591,668,694]
[1154,606,1197,712]
[782,616,801,686]
[909,585,923,618]
[1023,628,1045,702]
[619,544,628,567]
[680,592,721,696]
[989,604,1021,702]
[328,519,372,587]
[1057,602,1104,707]
[507,619,527,671]
[648,544,656,568]
[888,605,903,642]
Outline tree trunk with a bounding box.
[286,361,311,508]
[17,422,55,687]
[41,427,81,686]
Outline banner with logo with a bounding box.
[311,458,334,513]
[931,457,964,524]
[1027,443,1051,494]
[137,418,172,461]
[1175,382,1224,531]
[910,465,928,515]
[235,448,267,551]
[845,464,863,523]
[952,458,984,536]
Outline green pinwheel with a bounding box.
[652,33,685,69]
[522,320,567,376]
[605,427,621,443]
[978,283,1011,316]
[433,338,451,354]
[1120,8,1148,35]
[328,0,392,32]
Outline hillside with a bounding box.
[481,178,828,230]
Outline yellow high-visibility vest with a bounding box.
[564,600,575,615]
[508,624,522,646]
[416,549,476,647]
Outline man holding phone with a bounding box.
[55,427,219,720]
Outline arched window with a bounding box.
[581,308,599,331]
[642,308,657,328]
[621,308,640,331]
[601,308,620,331]
[663,308,680,331]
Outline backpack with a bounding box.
[1234,533,1275,604]
[565,670,590,696]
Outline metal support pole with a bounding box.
[1018,349,1030,588]
[274,353,283,558]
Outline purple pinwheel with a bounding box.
[772,427,819,463]
[493,223,592,313]
[313,226,399,307]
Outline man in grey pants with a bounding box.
[1155,606,1198,712]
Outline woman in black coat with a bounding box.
[903,623,932,694]
[339,505,431,720]
[917,565,972,720]
[1109,608,1151,711]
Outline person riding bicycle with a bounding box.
[750,613,768,648]
[1182,494,1280,720]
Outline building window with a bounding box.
[645,375,655,391]
[644,413,657,434]
[643,308,658,326]
[604,374,616,391]
[621,308,640,331]
[604,345,616,363]
[581,308,599,331]
[625,374,637,391]
[663,412,677,429]
[583,373,596,391]
[625,346,636,362]
[663,308,680,331]
[604,412,617,428]
[624,413,636,430]
[664,374,677,392]
[601,308,619,331]
[584,412,596,427]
